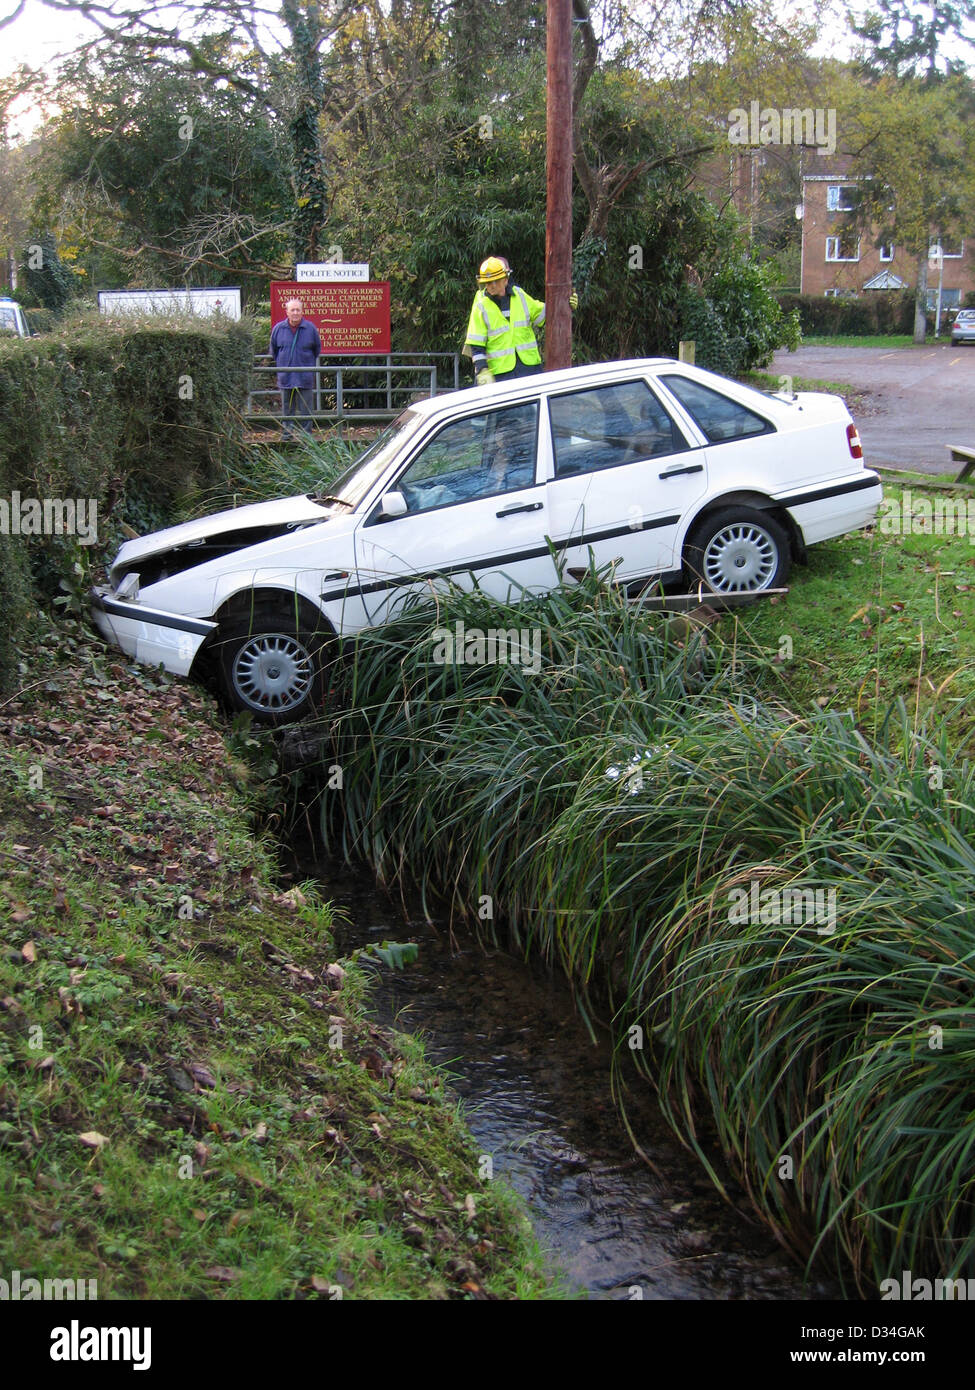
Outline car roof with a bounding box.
[407,358,682,418]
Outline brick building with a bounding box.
[800,173,975,309]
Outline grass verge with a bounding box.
[731,481,975,742]
[0,614,557,1300]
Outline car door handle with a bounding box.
[658,464,704,479]
[496,501,543,517]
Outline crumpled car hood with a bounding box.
[111,494,339,578]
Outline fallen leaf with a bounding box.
[78,1130,109,1149]
[20,941,36,963]
[203,1266,241,1282]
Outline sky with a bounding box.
[2,0,102,138]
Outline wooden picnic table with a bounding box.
[946,444,975,483]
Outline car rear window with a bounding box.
[659,374,773,443]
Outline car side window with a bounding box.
[396,402,539,513]
[548,380,689,479]
[659,375,772,443]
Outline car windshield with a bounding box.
[0,307,19,332]
[310,409,424,509]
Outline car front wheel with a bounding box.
[217,612,330,723]
[684,508,790,594]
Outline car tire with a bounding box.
[684,507,790,594]
[216,607,331,724]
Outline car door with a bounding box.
[544,377,707,582]
[654,372,786,487]
[354,399,557,624]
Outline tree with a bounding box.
[15,0,355,265]
[848,0,975,80]
[847,73,975,341]
[28,57,295,289]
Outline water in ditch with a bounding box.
[294,850,839,1301]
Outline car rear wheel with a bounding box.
[217,609,330,723]
[684,507,790,594]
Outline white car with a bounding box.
[91,358,881,721]
[0,298,31,337]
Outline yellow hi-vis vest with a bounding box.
[465,286,546,376]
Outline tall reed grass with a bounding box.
[315,568,974,1289]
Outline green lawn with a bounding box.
[729,477,975,747]
[798,334,951,348]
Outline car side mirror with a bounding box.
[378,490,408,519]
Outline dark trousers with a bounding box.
[496,358,543,381]
[281,386,316,436]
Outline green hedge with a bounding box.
[0,316,253,691]
[24,307,59,335]
[778,292,917,336]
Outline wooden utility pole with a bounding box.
[545,0,573,369]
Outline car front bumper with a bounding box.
[90,587,217,677]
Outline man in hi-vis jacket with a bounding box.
[464,257,547,385]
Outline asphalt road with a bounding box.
[768,343,975,475]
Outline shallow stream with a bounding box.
[297,852,838,1301]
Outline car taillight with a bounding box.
[846,423,863,459]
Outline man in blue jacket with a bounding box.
[270,298,322,439]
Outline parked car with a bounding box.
[91,358,881,722]
[951,309,975,344]
[0,298,31,338]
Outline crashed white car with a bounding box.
[91,358,881,722]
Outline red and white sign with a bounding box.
[270,281,391,354]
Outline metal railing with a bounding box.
[247,352,463,424]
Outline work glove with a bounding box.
[476,367,493,386]
[569,290,579,310]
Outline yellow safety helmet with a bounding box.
[477,256,509,285]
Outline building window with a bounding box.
[826,185,857,212]
[879,244,894,262]
[926,287,961,311]
[930,239,963,259]
[826,235,860,262]
[824,288,858,299]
